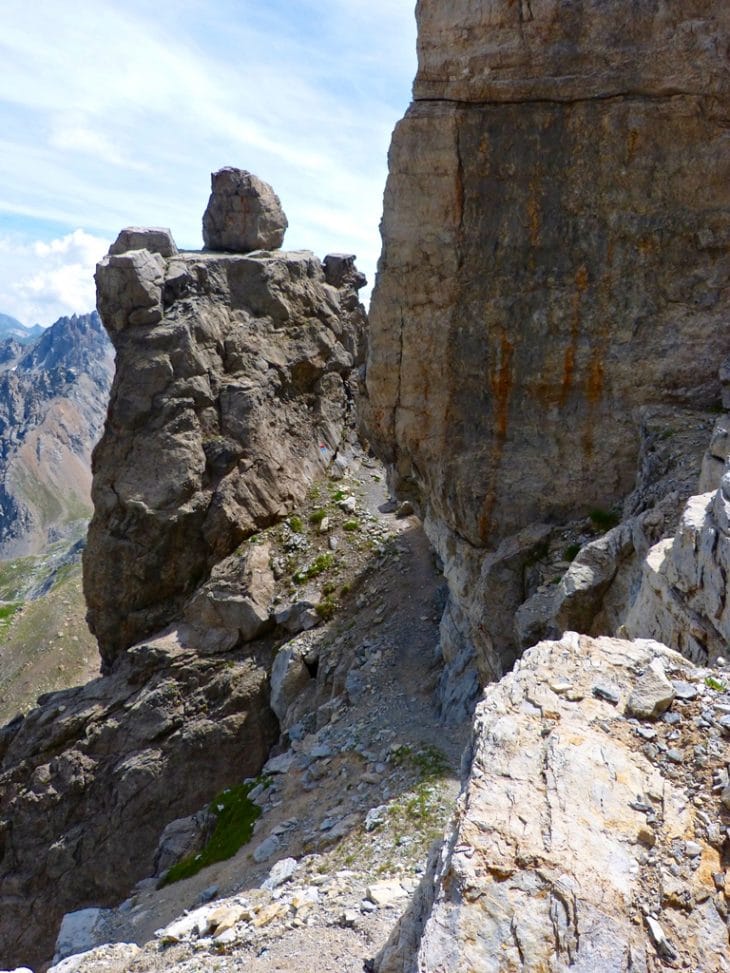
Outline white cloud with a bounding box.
[1,230,109,327]
[0,0,417,322]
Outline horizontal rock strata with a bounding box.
[364,0,730,687]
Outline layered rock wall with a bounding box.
[364,0,730,685]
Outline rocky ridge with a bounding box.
[0,171,370,970]
[0,312,113,557]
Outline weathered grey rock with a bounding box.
[52,907,114,964]
[0,618,277,970]
[699,413,730,492]
[47,943,140,973]
[253,834,281,864]
[270,641,314,723]
[261,856,297,890]
[87,245,366,667]
[376,635,729,972]
[109,227,178,258]
[626,477,730,665]
[364,0,730,682]
[183,541,275,651]
[202,168,287,253]
[625,658,676,720]
[153,808,216,878]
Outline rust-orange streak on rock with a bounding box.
[559,264,589,407]
[479,330,515,541]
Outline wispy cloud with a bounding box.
[0,0,416,324]
[0,230,109,327]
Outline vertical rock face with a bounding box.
[86,225,365,669]
[364,0,730,682]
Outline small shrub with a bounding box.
[331,489,347,502]
[321,581,337,596]
[309,509,327,526]
[315,597,337,621]
[705,675,727,692]
[293,552,335,584]
[524,539,550,566]
[563,543,581,562]
[343,519,359,532]
[289,515,304,534]
[589,508,620,532]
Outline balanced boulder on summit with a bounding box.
[202,167,288,252]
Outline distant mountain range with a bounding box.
[0,311,114,557]
[0,313,45,344]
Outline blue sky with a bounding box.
[0,0,416,326]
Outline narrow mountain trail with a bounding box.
[56,447,471,972]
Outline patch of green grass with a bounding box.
[0,601,22,636]
[343,519,359,532]
[390,743,449,781]
[315,597,337,621]
[321,581,337,596]
[309,509,327,526]
[563,543,581,562]
[340,582,352,596]
[589,508,620,532]
[162,780,269,885]
[288,514,305,534]
[331,489,347,502]
[705,675,727,692]
[293,552,335,584]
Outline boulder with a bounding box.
[109,227,178,258]
[202,168,287,252]
[376,634,730,972]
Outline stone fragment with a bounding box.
[270,643,313,723]
[207,903,247,936]
[625,660,676,720]
[263,751,295,775]
[671,680,699,700]
[253,835,281,864]
[366,880,408,907]
[202,168,287,252]
[261,857,298,890]
[157,904,215,942]
[109,227,178,257]
[153,809,215,877]
[52,908,114,964]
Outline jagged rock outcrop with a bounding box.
[364,0,730,690]
[0,177,367,970]
[86,224,365,668]
[0,630,277,971]
[0,312,113,556]
[376,633,730,972]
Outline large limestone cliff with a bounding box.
[364,0,730,690]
